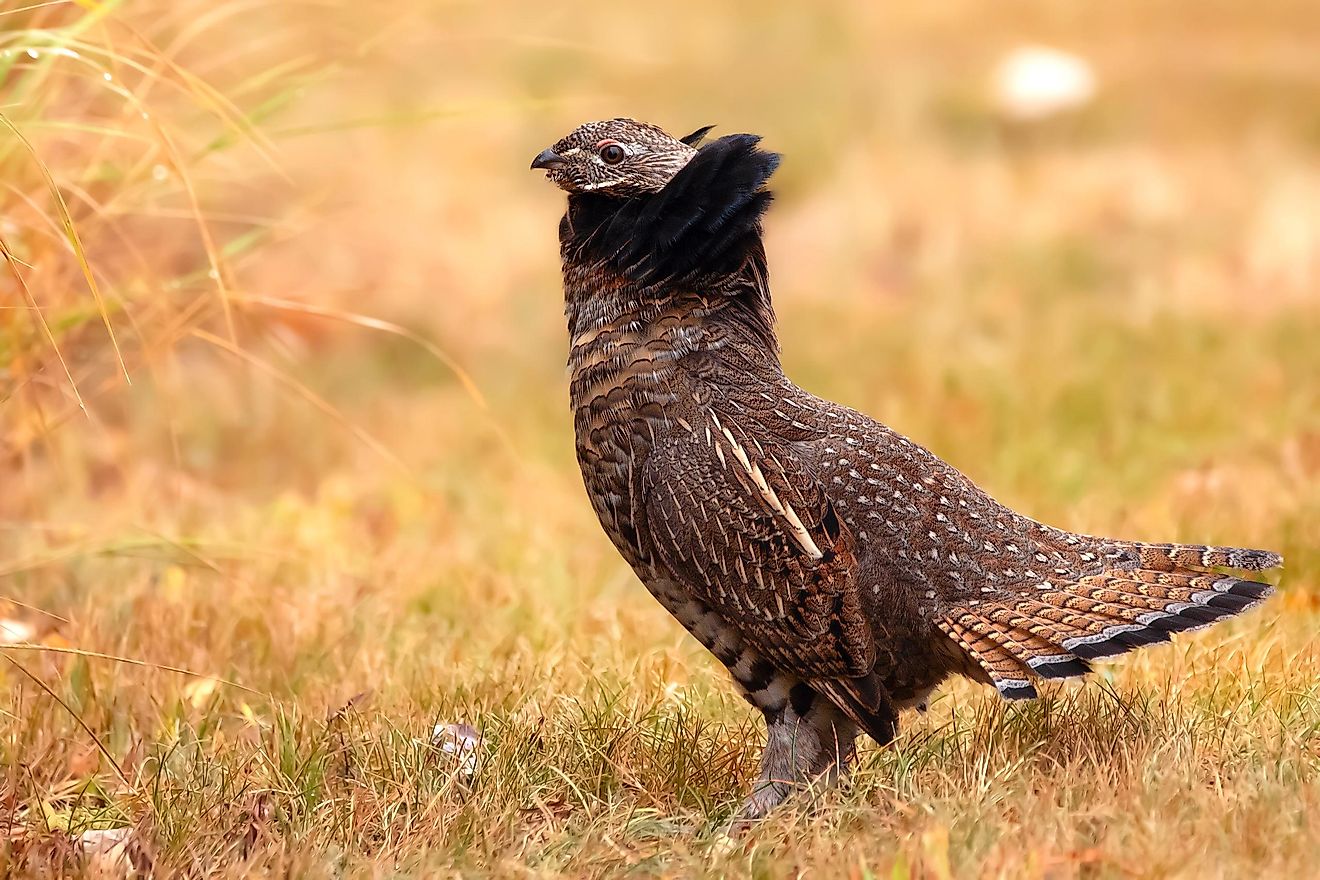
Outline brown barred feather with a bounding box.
[813,675,898,744]
[966,614,1093,680]
[938,619,1038,699]
[1126,542,1282,572]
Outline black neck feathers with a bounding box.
[560,134,781,350]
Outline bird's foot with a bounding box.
[729,696,859,830]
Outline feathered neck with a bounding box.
[558,134,781,352]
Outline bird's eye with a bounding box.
[599,143,625,165]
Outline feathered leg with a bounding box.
[681,606,896,822]
[736,683,874,822]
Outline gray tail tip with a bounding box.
[1240,549,1284,571]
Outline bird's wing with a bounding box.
[640,412,875,683]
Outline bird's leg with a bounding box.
[736,687,859,822]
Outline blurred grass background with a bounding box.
[1,0,1317,876]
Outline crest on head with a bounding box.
[531,118,714,197]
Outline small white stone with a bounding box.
[991,44,1097,121]
[0,619,34,643]
[432,722,481,776]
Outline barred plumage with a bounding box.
[533,118,1282,820]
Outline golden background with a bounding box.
[1,1,1316,875]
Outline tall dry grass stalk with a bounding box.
[1,0,322,487]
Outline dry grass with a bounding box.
[1,0,1318,876]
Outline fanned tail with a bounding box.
[940,541,1280,700]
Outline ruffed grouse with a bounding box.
[531,119,1281,819]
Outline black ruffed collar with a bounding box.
[561,134,781,290]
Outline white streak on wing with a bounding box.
[718,422,824,560]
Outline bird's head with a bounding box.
[530,118,713,197]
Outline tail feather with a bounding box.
[939,541,1279,698]
[1124,542,1281,572]
[937,618,1039,700]
[970,609,1096,671]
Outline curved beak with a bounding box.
[530,148,567,170]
